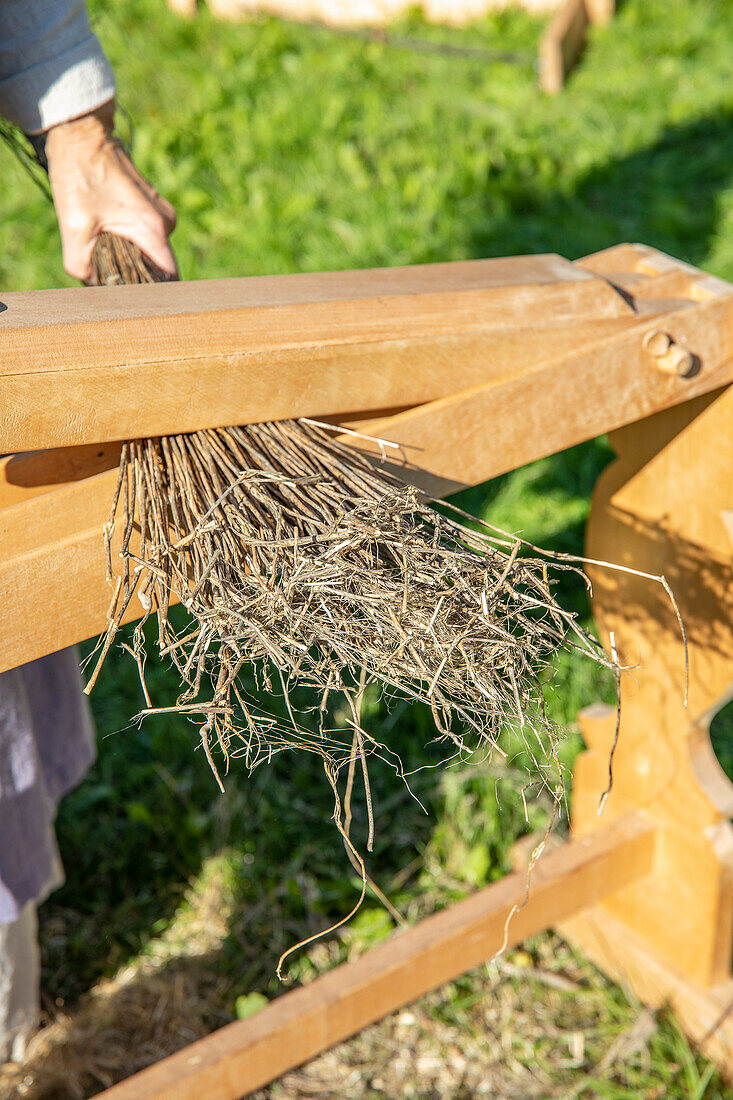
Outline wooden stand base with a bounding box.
[3,244,730,1096]
[559,907,733,1071]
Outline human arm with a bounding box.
[0,0,176,282]
[45,103,177,282]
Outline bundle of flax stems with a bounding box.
[86,235,615,889]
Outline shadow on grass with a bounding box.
[469,109,733,267]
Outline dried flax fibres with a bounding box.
[85,416,611,793]
[85,234,618,968]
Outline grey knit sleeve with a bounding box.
[0,0,115,133]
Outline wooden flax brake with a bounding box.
[1,243,733,1095]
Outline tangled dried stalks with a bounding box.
[86,417,610,782]
[86,234,621,969]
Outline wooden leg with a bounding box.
[560,386,733,1061]
[539,0,614,94]
[166,0,198,18]
[558,907,733,1071]
[95,815,653,1100]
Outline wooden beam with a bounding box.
[2,247,730,670]
[343,291,733,496]
[577,243,733,300]
[2,293,732,672]
[0,255,634,451]
[0,316,635,511]
[0,469,125,673]
[0,443,122,509]
[0,244,721,510]
[96,813,654,1100]
[0,302,717,512]
[539,0,614,95]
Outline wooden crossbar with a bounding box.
[345,291,733,496]
[1,248,732,672]
[3,267,731,502]
[96,813,655,1100]
[0,254,635,451]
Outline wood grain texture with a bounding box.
[0,255,634,451]
[1,245,731,670]
[96,813,654,1100]
[342,293,733,496]
[1,274,731,670]
[0,443,122,509]
[0,316,635,510]
[1,243,725,511]
[0,468,134,675]
[577,242,733,303]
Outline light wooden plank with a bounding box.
[0,245,724,510]
[577,243,733,300]
[0,319,639,514]
[0,444,122,509]
[2,249,730,670]
[2,257,616,354]
[0,315,636,503]
[0,470,128,674]
[0,255,634,451]
[342,293,733,496]
[576,242,656,276]
[2,294,732,672]
[96,813,654,1100]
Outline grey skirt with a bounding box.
[0,648,95,922]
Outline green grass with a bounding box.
[3,0,733,289]
[2,1,733,1096]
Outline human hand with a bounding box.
[45,102,177,284]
